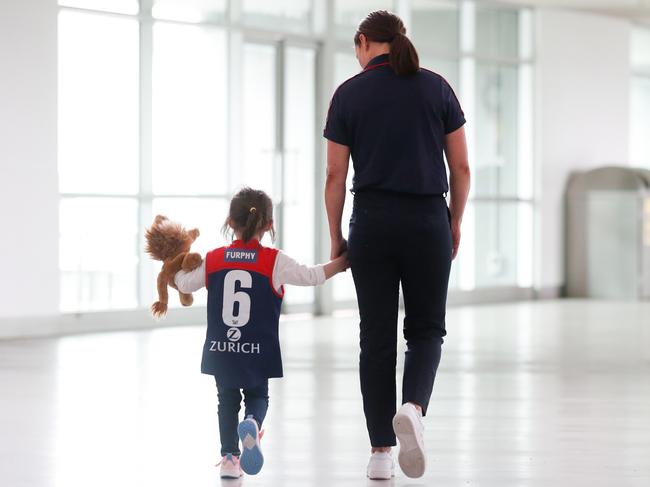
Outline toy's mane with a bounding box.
[145,220,190,261]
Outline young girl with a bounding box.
[174,187,348,479]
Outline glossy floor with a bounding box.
[1,300,649,487]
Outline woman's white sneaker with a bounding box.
[393,403,426,478]
[366,451,395,480]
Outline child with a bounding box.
[174,187,348,479]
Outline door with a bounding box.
[239,39,317,306]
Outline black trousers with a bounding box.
[215,378,269,457]
[347,191,452,447]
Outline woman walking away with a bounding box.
[323,10,471,480]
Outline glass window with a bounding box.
[517,201,534,288]
[630,77,650,167]
[420,56,459,89]
[242,0,312,32]
[152,23,228,196]
[472,201,522,288]
[334,51,361,84]
[474,62,519,198]
[454,201,534,290]
[517,63,534,200]
[283,46,317,305]
[453,202,475,290]
[58,10,139,195]
[152,0,226,23]
[60,198,139,312]
[59,0,138,14]
[334,0,395,38]
[630,28,650,168]
[475,5,519,59]
[631,27,650,73]
[410,0,458,55]
[56,0,536,314]
[240,43,277,198]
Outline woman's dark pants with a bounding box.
[348,191,452,447]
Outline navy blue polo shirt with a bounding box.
[323,54,465,195]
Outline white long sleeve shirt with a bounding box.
[175,250,326,294]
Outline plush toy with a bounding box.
[145,215,203,319]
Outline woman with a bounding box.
[323,10,471,480]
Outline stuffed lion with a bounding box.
[145,215,203,319]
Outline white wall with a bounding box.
[534,9,631,293]
[0,0,59,318]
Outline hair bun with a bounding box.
[354,10,418,76]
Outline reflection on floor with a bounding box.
[1,300,649,487]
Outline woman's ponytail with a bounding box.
[355,10,420,77]
[389,32,419,76]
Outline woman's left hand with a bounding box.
[330,236,348,260]
[451,220,461,260]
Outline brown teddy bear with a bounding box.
[145,215,203,319]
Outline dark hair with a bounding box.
[223,187,275,243]
[354,10,419,76]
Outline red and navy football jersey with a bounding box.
[201,239,284,388]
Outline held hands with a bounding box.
[332,251,350,274]
[331,236,350,273]
[323,237,350,279]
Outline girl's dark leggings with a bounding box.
[347,190,452,447]
[215,378,269,457]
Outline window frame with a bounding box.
[58,0,536,315]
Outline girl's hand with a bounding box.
[323,251,350,279]
[336,251,350,273]
[330,236,347,260]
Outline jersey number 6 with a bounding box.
[222,270,252,327]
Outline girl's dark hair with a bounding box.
[223,187,275,243]
[354,10,419,76]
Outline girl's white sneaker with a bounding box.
[366,451,395,480]
[393,403,426,478]
[218,453,243,479]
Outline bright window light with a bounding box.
[243,0,311,22]
[283,47,317,305]
[58,10,139,195]
[59,198,139,312]
[152,23,228,195]
[240,43,277,198]
[152,0,226,23]
[59,0,138,15]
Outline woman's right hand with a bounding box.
[330,236,348,260]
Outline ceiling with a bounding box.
[488,0,650,24]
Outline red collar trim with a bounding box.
[230,239,261,249]
[364,61,390,71]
